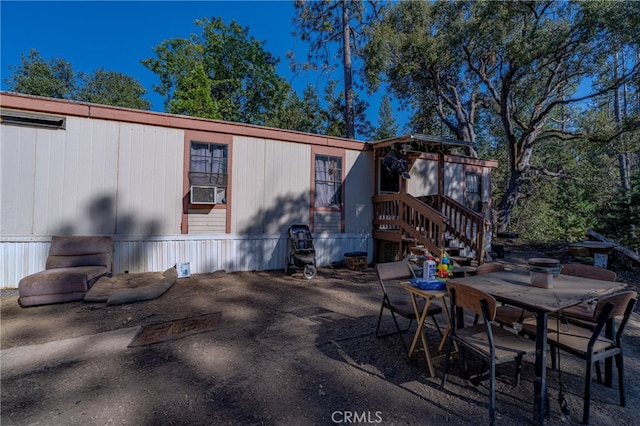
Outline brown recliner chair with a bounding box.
[18,236,114,307]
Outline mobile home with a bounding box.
[0,92,497,288]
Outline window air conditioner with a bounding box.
[190,185,218,204]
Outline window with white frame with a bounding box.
[314,154,342,209]
[189,142,228,204]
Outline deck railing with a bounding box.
[373,193,486,263]
[372,193,446,256]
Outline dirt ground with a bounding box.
[2,244,640,426]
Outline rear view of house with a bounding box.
[0,92,497,288]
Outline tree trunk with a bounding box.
[495,169,524,233]
[614,52,632,192]
[342,0,355,139]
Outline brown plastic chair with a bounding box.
[475,262,505,275]
[474,263,535,329]
[562,263,617,281]
[442,281,536,426]
[561,264,617,322]
[375,261,443,359]
[545,291,637,424]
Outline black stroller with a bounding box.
[284,224,317,279]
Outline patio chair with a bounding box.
[560,264,617,323]
[442,281,537,426]
[540,290,637,425]
[474,263,535,330]
[375,261,443,359]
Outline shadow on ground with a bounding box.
[2,245,640,425]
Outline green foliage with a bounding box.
[365,0,640,241]
[142,17,288,125]
[605,170,640,251]
[4,49,151,110]
[167,64,221,119]
[292,0,382,139]
[5,49,75,99]
[265,85,327,134]
[77,68,151,110]
[322,80,372,138]
[371,94,399,140]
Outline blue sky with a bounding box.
[1,0,405,137]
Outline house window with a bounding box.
[189,142,228,204]
[465,172,482,213]
[314,154,342,209]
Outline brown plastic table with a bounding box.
[447,270,626,426]
[399,283,451,377]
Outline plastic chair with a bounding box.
[474,263,535,329]
[560,264,617,322]
[544,291,637,424]
[375,261,443,359]
[442,281,537,426]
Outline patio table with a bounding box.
[447,269,626,426]
[399,283,451,377]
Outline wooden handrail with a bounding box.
[373,193,486,264]
[373,193,446,256]
[439,196,486,263]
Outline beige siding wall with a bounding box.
[231,136,311,234]
[1,117,183,237]
[407,158,438,196]
[314,211,342,233]
[188,209,227,234]
[344,150,374,233]
[445,162,465,203]
[116,122,183,235]
[1,124,38,235]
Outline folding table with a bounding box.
[399,283,451,377]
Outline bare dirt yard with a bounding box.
[2,244,640,425]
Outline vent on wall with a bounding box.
[0,109,66,130]
[190,185,218,204]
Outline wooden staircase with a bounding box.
[372,193,486,267]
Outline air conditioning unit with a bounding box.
[190,185,218,204]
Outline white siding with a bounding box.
[407,158,438,196]
[188,209,227,234]
[231,136,311,234]
[344,150,374,234]
[116,122,183,235]
[0,233,373,287]
[314,211,342,233]
[445,162,465,203]
[1,124,38,235]
[1,117,183,237]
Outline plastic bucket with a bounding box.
[176,262,191,278]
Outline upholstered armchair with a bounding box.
[18,236,114,307]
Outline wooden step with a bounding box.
[452,265,476,277]
[450,255,473,266]
[446,247,461,256]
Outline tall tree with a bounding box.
[4,49,75,99]
[365,0,640,231]
[323,79,372,138]
[265,84,327,134]
[5,49,151,109]
[166,64,221,119]
[77,68,151,110]
[142,17,288,125]
[372,94,399,140]
[292,0,380,139]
